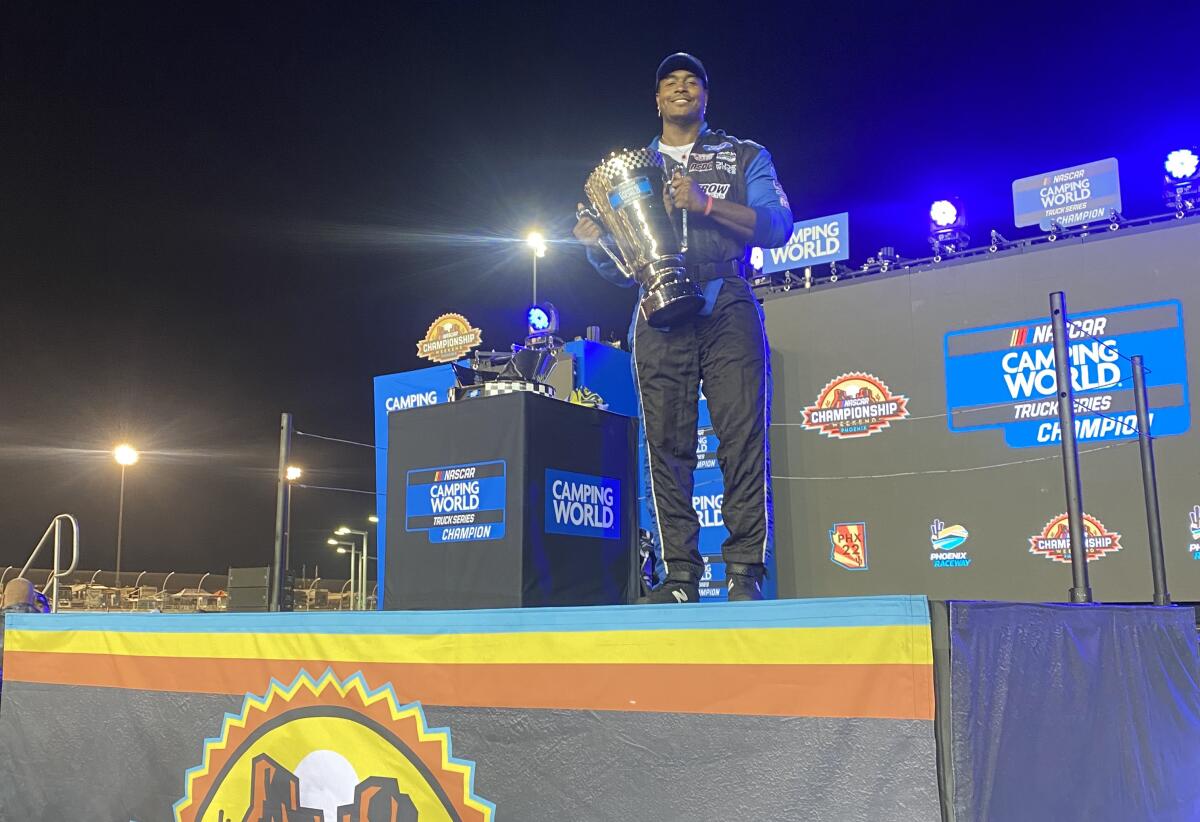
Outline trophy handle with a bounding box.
[670,167,689,254]
[576,205,636,281]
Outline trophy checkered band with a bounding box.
[450,381,556,402]
[585,148,665,192]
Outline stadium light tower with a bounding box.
[113,444,139,589]
[328,538,357,610]
[526,230,547,305]
[335,525,370,610]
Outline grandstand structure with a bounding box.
[0,567,366,612]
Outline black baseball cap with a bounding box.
[655,52,708,88]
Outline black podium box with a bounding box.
[385,392,637,609]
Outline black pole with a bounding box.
[270,412,294,612]
[1050,292,1093,603]
[1131,355,1170,606]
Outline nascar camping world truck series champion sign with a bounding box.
[417,313,483,363]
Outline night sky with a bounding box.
[3,2,1197,578]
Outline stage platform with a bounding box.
[0,596,1196,821]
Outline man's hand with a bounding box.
[573,204,603,247]
[668,174,709,212]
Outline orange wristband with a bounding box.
[703,193,714,216]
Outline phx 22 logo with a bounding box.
[174,669,494,822]
[829,522,868,570]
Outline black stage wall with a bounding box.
[766,219,1200,602]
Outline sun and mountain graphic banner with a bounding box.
[0,596,939,821]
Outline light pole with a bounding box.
[328,538,357,610]
[336,524,373,610]
[368,515,379,609]
[526,230,547,306]
[284,465,302,567]
[113,443,139,589]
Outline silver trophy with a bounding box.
[580,148,704,327]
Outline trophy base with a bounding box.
[640,263,705,328]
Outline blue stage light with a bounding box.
[1163,148,1200,214]
[1165,149,1199,180]
[928,198,968,257]
[930,200,959,228]
[525,302,561,349]
[527,306,550,331]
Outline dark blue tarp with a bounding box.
[949,602,1200,822]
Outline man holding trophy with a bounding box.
[573,53,792,603]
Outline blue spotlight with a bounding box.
[528,306,550,332]
[1165,148,1199,181]
[526,302,559,337]
[1163,147,1200,214]
[525,302,561,350]
[930,199,959,228]
[928,197,968,256]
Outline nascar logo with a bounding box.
[1008,315,1110,348]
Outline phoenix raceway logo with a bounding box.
[830,522,868,570]
[929,519,970,568]
[1028,513,1122,565]
[802,373,910,439]
[944,301,1190,449]
[1189,506,1200,559]
[386,390,440,412]
[174,669,494,822]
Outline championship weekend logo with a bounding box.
[416,312,483,363]
[930,519,971,568]
[802,373,910,439]
[1029,513,1122,564]
[545,469,621,539]
[829,522,868,570]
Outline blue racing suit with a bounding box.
[585,124,791,583]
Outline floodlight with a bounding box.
[929,200,959,228]
[526,231,547,258]
[114,444,139,466]
[928,197,969,256]
[1163,147,1199,214]
[1165,149,1198,181]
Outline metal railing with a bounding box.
[17,514,81,612]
